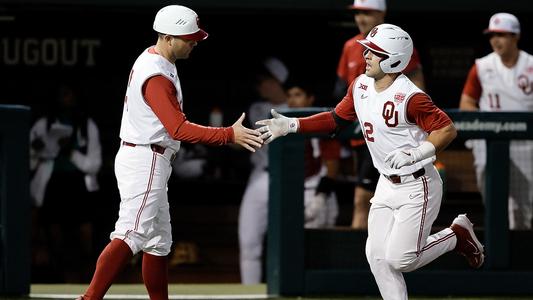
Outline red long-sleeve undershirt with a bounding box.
[298,81,452,134]
[142,75,234,145]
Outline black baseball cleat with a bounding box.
[450,214,485,268]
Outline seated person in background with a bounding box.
[285,78,340,228]
[459,12,533,230]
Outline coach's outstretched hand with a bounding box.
[256,109,299,144]
[232,113,264,152]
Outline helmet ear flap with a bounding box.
[379,58,392,73]
[380,58,402,73]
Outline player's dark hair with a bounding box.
[283,77,315,97]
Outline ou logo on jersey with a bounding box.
[382,101,398,127]
[518,75,533,95]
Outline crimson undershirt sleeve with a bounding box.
[298,80,357,134]
[462,64,482,100]
[406,93,452,132]
[143,75,234,145]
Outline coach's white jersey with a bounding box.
[353,74,435,176]
[120,47,183,152]
[476,51,533,111]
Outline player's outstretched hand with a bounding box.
[255,109,298,144]
[232,113,263,152]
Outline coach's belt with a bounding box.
[122,141,176,162]
[384,167,425,184]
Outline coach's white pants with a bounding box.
[111,143,173,256]
[366,165,456,300]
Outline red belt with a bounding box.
[384,168,425,184]
[122,141,167,155]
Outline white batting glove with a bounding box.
[255,109,299,144]
[384,141,436,169]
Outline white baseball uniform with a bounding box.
[463,50,533,229]
[111,47,234,256]
[336,74,457,300]
[239,101,339,284]
[111,47,181,256]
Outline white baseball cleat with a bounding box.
[450,214,485,269]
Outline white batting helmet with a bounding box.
[357,24,413,73]
[153,5,208,41]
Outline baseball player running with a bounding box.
[77,5,262,300]
[257,24,484,300]
[335,0,425,230]
[460,12,533,230]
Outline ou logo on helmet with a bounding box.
[382,101,398,127]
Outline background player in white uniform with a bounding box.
[238,63,340,284]
[460,12,533,230]
[78,5,263,300]
[257,24,484,300]
[239,58,289,284]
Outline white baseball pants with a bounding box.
[366,165,457,300]
[110,143,174,256]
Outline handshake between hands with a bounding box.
[233,109,298,152]
[256,109,299,144]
